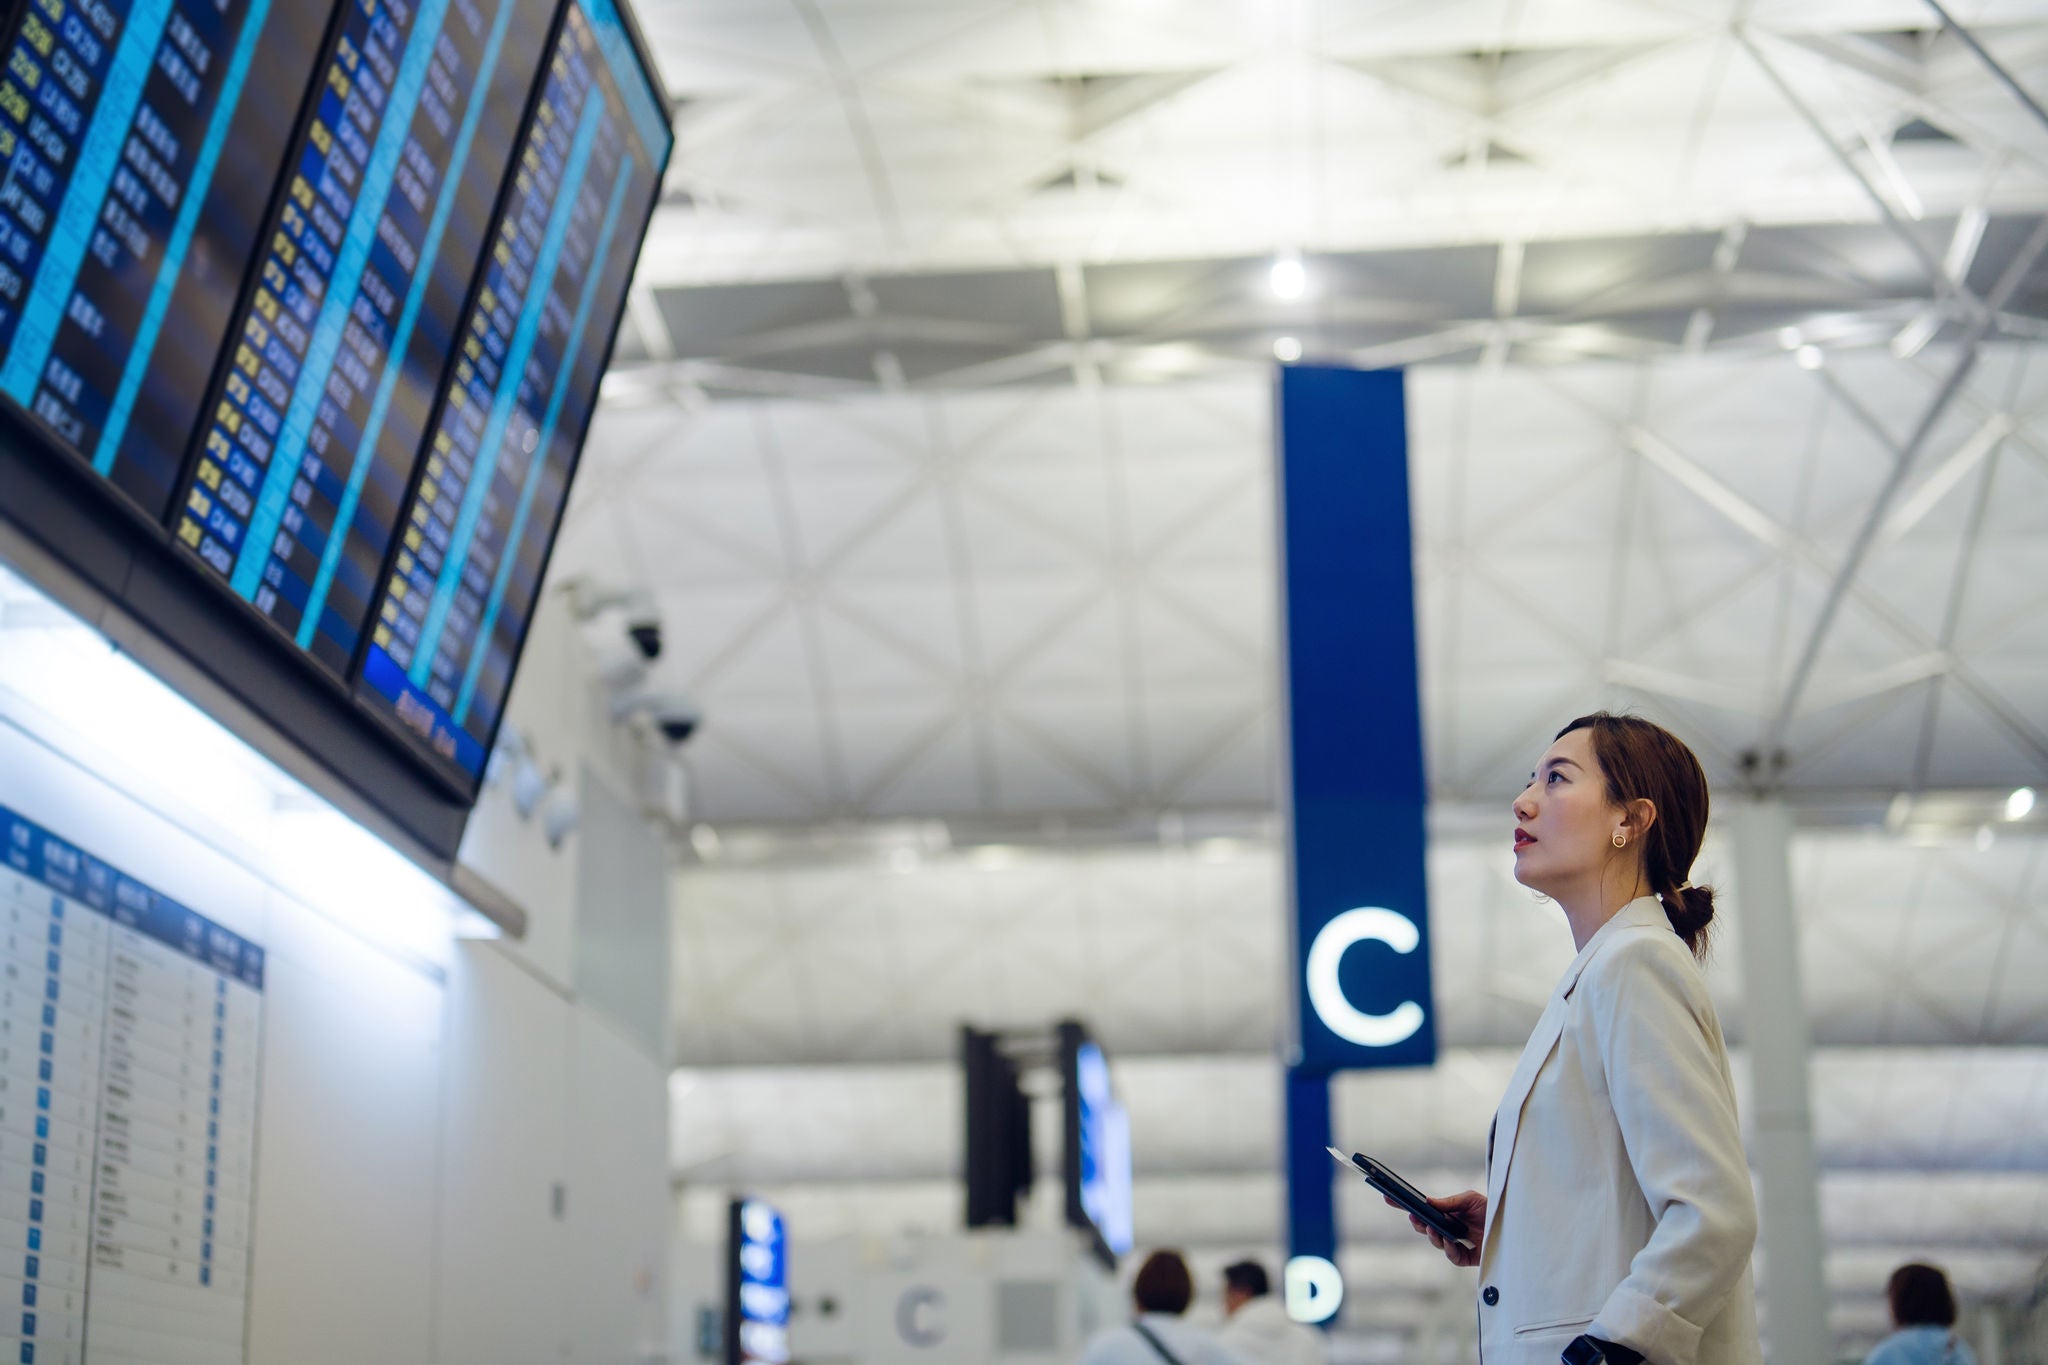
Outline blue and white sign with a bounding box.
[728,1198,790,1365]
[1073,1043,1134,1256]
[1276,364,1437,1074]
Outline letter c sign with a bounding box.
[1304,907,1425,1048]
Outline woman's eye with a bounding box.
[1547,771,1563,784]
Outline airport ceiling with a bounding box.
[584,1,2048,1357]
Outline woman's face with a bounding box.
[1511,728,1624,897]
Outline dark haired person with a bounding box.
[1865,1264,1977,1365]
[1218,1260,1325,1365]
[1078,1250,1245,1365]
[1397,714,1760,1365]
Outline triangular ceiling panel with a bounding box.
[782,465,928,570]
[988,713,1122,811]
[955,479,1112,576]
[832,693,964,805]
[812,595,958,697]
[1000,591,1127,694]
[627,471,789,581]
[862,715,985,817]
[822,485,952,583]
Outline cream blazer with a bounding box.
[1476,897,1761,1365]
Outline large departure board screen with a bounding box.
[174,0,561,677]
[0,0,333,519]
[356,0,670,782]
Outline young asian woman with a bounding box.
[1393,714,1761,1365]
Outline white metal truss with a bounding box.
[561,338,2048,823]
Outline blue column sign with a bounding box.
[726,1197,790,1365]
[1275,365,1435,1306]
[1276,364,1436,1072]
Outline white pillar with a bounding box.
[1975,1304,2006,1365]
[1729,799,1830,1365]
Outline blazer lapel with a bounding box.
[1479,898,1668,1255]
[1482,990,1565,1253]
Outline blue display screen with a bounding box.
[732,1198,789,1365]
[175,0,560,677]
[0,0,334,518]
[356,0,671,780]
[1075,1041,1133,1256]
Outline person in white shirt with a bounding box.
[1217,1260,1327,1365]
[1078,1250,1246,1365]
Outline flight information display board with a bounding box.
[356,0,670,782]
[0,0,334,519]
[174,0,560,677]
[0,806,264,1365]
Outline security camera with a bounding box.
[563,576,663,661]
[612,690,703,746]
[652,697,700,744]
[626,613,662,662]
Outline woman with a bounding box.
[1864,1264,1977,1365]
[1077,1249,1246,1365]
[1398,713,1760,1365]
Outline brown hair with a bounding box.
[1132,1249,1194,1315]
[1555,712,1715,959]
[1888,1263,1958,1328]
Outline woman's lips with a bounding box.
[1514,831,1537,850]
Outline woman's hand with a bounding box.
[1387,1190,1486,1268]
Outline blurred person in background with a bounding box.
[1218,1260,1325,1365]
[1079,1249,1245,1365]
[1398,714,1760,1365]
[1865,1264,1977,1365]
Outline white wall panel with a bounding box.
[244,922,444,1365]
[574,769,670,1060]
[567,1006,670,1363]
[437,941,572,1362]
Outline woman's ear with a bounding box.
[1624,797,1658,841]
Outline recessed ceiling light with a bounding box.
[1976,825,1995,852]
[1270,254,1307,301]
[2008,787,2037,821]
[1273,336,1302,363]
[1795,344,1824,370]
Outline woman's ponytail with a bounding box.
[1659,882,1716,960]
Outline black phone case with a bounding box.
[1351,1152,1472,1245]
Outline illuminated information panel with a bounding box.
[357,0,670,780]
[0,807,263,1365]
[0,0,333,518]
[176,0,560,676]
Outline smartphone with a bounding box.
[1326,1146,1474,1247]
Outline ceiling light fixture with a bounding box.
[1274,336,1302,363]
[2008,787,2037,822]
[1270,253,1308,301]
[1795,344,1824,371]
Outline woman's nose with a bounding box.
[1512,789,1536,821]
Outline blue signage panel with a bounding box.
[1276,364,1434,1073]
[727,1197,789,1365]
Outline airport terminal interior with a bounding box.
[0,1,2046,1363]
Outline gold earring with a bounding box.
[1612,833,1626,848]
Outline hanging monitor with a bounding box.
[355,0,673,786]
[1059,1020,1133,1264]
[0,0,337,517]
[172,0,564,676]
